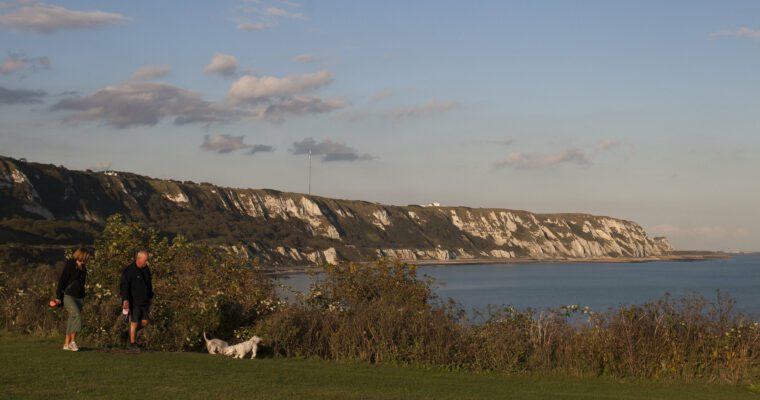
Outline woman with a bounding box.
[50,248,91,351]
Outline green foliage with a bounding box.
[1,214,277,351]
[255,261,760,384]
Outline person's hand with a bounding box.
[49,299,61,308]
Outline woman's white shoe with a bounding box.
[62,343,70,351]
[68,341,79,351]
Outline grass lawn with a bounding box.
[1,335,757,400]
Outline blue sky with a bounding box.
[1,0,758,250]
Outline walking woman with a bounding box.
[50,248,91,351]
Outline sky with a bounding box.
[0,0,758,251]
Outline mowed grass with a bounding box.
[1,336,757,400]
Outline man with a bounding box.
[120,250,154,349]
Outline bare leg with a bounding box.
[70,332,77,343]
[64,333,71,347]
[129,321,138,344]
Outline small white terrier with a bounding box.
[223,336,262,359]
[203,332,228,355]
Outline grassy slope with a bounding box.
[1,336,756,400]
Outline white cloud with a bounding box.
[227,70,333,104]
[291,138,373,162]
[52,82,234,128]
[293,53,318,63]
[709,27,760,40]
[386,100,458,120]
[204,53,239,77]
[0,53,50,76]
[130,65,170,81]
[0,2,126,33]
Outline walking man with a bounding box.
[120,250,154,349]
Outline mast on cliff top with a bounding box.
[308,149,312,195]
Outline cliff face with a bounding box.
[0,155,672,265]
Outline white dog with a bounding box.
[203,332,228,355]
[223,336,262,359]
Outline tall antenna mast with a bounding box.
[308,149,312,195]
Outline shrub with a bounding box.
[254,261,760,384]
[1,215,278,351]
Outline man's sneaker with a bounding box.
[68,341,79,352]
[128,343,140,352]
[62,343,69,351]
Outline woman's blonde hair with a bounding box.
[71,247,92,269]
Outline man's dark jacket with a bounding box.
[119,262,154,306]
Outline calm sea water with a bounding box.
[280,254,760,317]
[419,254,760,317]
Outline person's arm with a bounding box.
[55,262,71,301]
[146,268,154,300]
[119,268,130,310]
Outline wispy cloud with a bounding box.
[386,100,458,120]
[494,138,622,170]
[86,161,112,172]
[235,0,307,32]
[204,53,239,77]
[370,88,393,102]
[237,20,273,31]
[495,148,591,170]
[334,110,370,122]
[130,65,170,81]
[709,27,760,41]
[266,6,305,19]
[0,2,127,33]
[471,138,515,146]
[201,133,274,155]
[649,224,749,240]
[293,53,318,64]
[597,138,621,151]
[246,144,276,155]
[257,95,347,123]
[0,85,46,105]
[291,138,373,162]
[0,53,50,76]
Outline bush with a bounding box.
[257,260,468,365]
[254,260,760,384]
[1,215,278,351]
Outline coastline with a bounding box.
[265,252,734,275]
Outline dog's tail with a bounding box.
[203,331,209,343]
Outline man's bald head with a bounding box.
[135,250,149,268]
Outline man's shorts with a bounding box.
[129,304,150,323]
